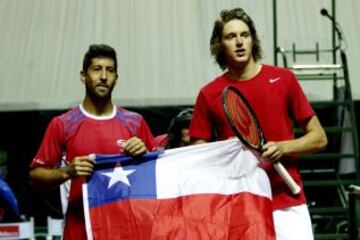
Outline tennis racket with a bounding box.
[222,86,301,195]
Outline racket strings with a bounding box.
[226,92,260,147]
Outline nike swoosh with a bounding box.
[269,77,281,83]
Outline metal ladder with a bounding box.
[276,43,359,239]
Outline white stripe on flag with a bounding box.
[156,139,271,199]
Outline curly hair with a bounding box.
[210,8,263,70]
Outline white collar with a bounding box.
[79,103,116,120]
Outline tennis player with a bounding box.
[189,7,327,239]
[29,44,156,240]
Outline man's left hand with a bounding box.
[121,137,147,156]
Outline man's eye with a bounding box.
[225,34,235,40]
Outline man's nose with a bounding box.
[100,69,107,81]
[235,35,243,45]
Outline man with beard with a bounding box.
[30,44,156,239]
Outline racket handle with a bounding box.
[273,162,301,195]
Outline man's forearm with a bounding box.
[29,167,72,190]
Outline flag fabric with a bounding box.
[83,139,275,240]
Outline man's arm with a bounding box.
[30,136,149,190]
[261,115,327,162]
[30,156,95,190]
[190,138,208,145]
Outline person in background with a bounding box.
[0,153,20,223]
[0,171,20,223]
[189,7,327,240]
[155,108,193,149]
[29,44,156,240]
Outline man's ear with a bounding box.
[80,71,85,83]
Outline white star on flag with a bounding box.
[102,166,136,188]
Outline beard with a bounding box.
[85,81,115,101]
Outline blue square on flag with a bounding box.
[87,156,157,208]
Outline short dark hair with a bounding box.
[210,7,263,70]
[82,44,117,71]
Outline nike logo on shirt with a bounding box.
[269,77,281,83]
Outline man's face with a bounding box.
[221,19,254,67]
[179,128,190,147]
[81,57,118,99]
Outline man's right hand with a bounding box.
[64,156,95,179]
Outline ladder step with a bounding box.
[297,75,344,81]
[309,207,348,215]
[279,48,334,54]
[300,153,356,160]
[292,64,342,70]
[291,64,343,77]
[300,169,336,174]
[323,127,354,133]
[294,126,354,134]
[314,233,349,240]
[303,179,358,187]
[311,100,351,108]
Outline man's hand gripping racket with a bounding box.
[222,86,301,195]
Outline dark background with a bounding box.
[0,105,191,224]
[0,101,359,226]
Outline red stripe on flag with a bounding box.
[89,192,275,240]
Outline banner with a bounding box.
[83,139,275,239]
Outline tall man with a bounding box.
[189,8,327,239]
[30,44,156,239]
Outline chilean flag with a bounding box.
[83,139,275,239]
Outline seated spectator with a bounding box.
[155,108,193,149]
[0,172,20,222]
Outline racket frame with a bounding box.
[222,86,301,195]
[222,86,265,151]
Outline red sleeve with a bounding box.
[189,90,213,141]
[154,134,168,148]
[30,118,65,169]
[287,71,315,124]
[139,118,157,151]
